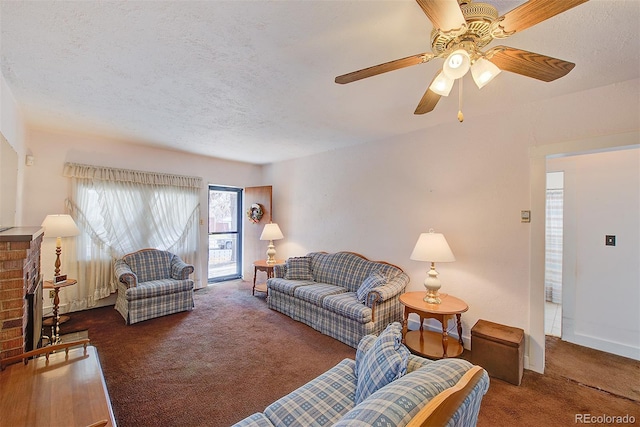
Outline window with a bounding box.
[65,163,201,309]
[208,185,242,282]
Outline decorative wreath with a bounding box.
[246,203,264,224]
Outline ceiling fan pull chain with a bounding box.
[457,78,464,123]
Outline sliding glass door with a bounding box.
[208,186,242,282]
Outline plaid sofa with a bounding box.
[232,328,490,427]
[267,252,410,347]
[114,248,194,324]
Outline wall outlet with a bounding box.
[49,290,56,299]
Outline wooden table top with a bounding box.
[253,259,285,268]
[400,292,469,315]
[0,346,116,426]
[43,278,77,288]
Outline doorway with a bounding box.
[529,132,638,373]
[544,171,563,337]
[208,185,242,282]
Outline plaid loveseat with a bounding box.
[232,325,490,427]
[267,251,409,347]
[114,248,194,324]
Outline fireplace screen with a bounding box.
[25,275,43,352]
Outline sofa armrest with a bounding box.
[406,365,488,427]
[115,259,137,288]
[170,256,195,280]
[230,413,275,427]
[365,272,409,307]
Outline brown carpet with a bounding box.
[544,335,640,402]
[61,281,640,427]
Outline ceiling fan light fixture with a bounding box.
[429,72,454,97]
[443,49,471,80]
[471,58,501,89]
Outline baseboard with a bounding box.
[563,332,640,361]
[43,293,117,315]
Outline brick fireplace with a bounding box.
[0,227,43,360]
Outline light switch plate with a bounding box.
[521,210,531,223]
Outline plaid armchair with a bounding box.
[114,248,194,324]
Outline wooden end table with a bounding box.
[0,343,117,426]
[399,292,468,359]
[43,278,77,344]
[252,260,284,295]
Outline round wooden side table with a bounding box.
[399,291,468,359]
[252,260,285,295]
[43,278,77,344]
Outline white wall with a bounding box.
[548,148,639,359]
[265,78,640,372]
[21,126,263,306]
[10,73,640,371]
[0,73,27,224]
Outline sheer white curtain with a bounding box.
[63,163,201,311]
[545,188,563,304]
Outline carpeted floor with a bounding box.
[60,280,640,427]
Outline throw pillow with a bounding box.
[356,270,386,303]
[354,334,377,379]
[354,322,410,404]
[284,256,313,280]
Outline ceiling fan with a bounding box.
[335,0,589,120]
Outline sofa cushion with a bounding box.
[336,359,480,427]
[355,322,410,404]
[293,283,346,306]
[356,270,386,303]
[284,256,313,280]
[322,292,372,323]
[267,277,315,296]
[264,358,357,427]
[125,278,193,301]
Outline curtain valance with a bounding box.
[63,162,202,189]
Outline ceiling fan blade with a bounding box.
[487,46,575,82]
[415,0,466,32]
[414,76,441,115]
[335,53,433,84]
[496,0,589,35]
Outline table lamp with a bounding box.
[260,223,284,264]
[41,214,80,277]
[410,229,455,304]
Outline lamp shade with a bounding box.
[429,71,454,97]
[471,58,501,89]
[443,49,470,80]
[41,214,80,238]
[410,230,455,263]
[260,223,284,241]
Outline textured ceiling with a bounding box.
[1,1,639,165]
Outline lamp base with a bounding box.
[423,263,442,304]
[423,290,441,304]
[266,241,276,264]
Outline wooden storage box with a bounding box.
[471,319,524,386]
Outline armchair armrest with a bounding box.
[170,256,194,280]
[115,259,137,288]
[365,272,409,307]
